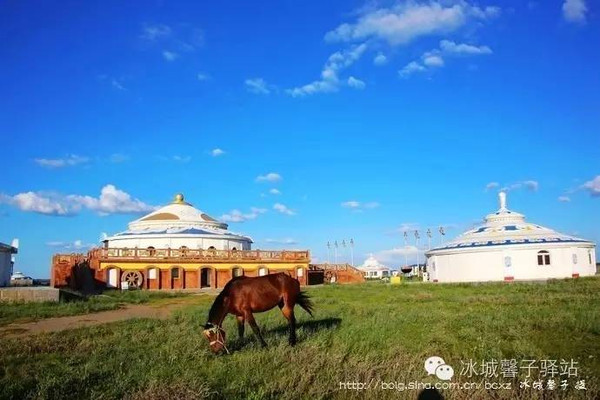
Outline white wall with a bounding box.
[428,245,596,283]
[107,236,252,251]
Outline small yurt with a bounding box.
[426,192,596,283]
[357,255,391,279]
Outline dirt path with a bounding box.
[0,299,197,338]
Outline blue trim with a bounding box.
[114,228,245,238]
[429,237,592,252]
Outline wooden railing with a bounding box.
[89,247,310,263]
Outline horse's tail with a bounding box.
[296,291,314,317]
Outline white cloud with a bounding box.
[34,154,90,169]
[265,238,298,245]
[162,50,178,61]
[141,24,172,41]
[373,53,388,66]
[197,72,210,81]
[563,0,587,23]
[210,148,225,157]
[273,203,296,216]
[581,175,600,197]
[347,76,366,89]
[245,78,272,94]
[111,79,126,91]
[47,240,95,251]
[374,246,421,264]
[66,185,156,215]
[0,192,72,215]
[399,61,426,78]
[341,200,379,211]
[558,196,571,203]
[401,39,491,79]
[423,53,444,67]
[172,155,191,163]
[269,188,281,195]
[440,39,492,55]
[287,43,367,97]
[485,182,500,191]
[324,1,499,46]
[256,172,282,183]
[220,207,267,223]
[502,180,539,192]
[341,200,361,209]
[0,185,155,216]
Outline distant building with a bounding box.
[426,192,596,283]
[0,241,18,287]
[357,255,391,279]
[10,271,33,286]
[51,194,310,290]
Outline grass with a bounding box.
[1,278,599,399]
[0,290,188,326]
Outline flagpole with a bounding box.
[334,240,338,264]
[403,231,408,268]
[350,238,354,267]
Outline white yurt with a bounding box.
[357,255,391,279]
[103,194,252,251]
[425,192,596,283]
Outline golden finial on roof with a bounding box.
[173,193,185,204]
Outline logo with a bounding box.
[425,356,455,381]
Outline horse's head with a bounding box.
[203,323,227,354]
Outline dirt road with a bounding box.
[0,298,197,338]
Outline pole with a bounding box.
[350,238,354,267]
[403,231,408,268]
[334,241,338,264]
[427,228,432,250]
[327,241,331,264]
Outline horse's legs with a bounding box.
[236,315,245,339]
[281,305,297,346]
[245,311,267,348]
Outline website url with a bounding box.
[339,380,513,391]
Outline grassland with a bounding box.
[0,290,187,326]
[1,278,599,400]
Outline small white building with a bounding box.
[104,194,253,251]
[0,241,18,287]
[357,255,391,279]
[426,192,596,283]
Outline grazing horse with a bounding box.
[203,273,313,353]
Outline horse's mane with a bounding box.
[207,276,246,325]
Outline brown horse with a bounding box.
[203,273,313,353]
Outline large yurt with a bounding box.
[425,192,596,283]
[103,193,252,251]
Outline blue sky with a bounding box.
[1,0,599,277]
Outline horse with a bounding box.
[202,273,313,353]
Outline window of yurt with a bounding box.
[171,268,180,279]
[232,267,243,277]
[258,267,268,276]
[537,251,550,266]
[296,267,304,277]
[504,256,512,267]
[572,254,578,264]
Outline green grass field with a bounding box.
[1,278,599,399]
